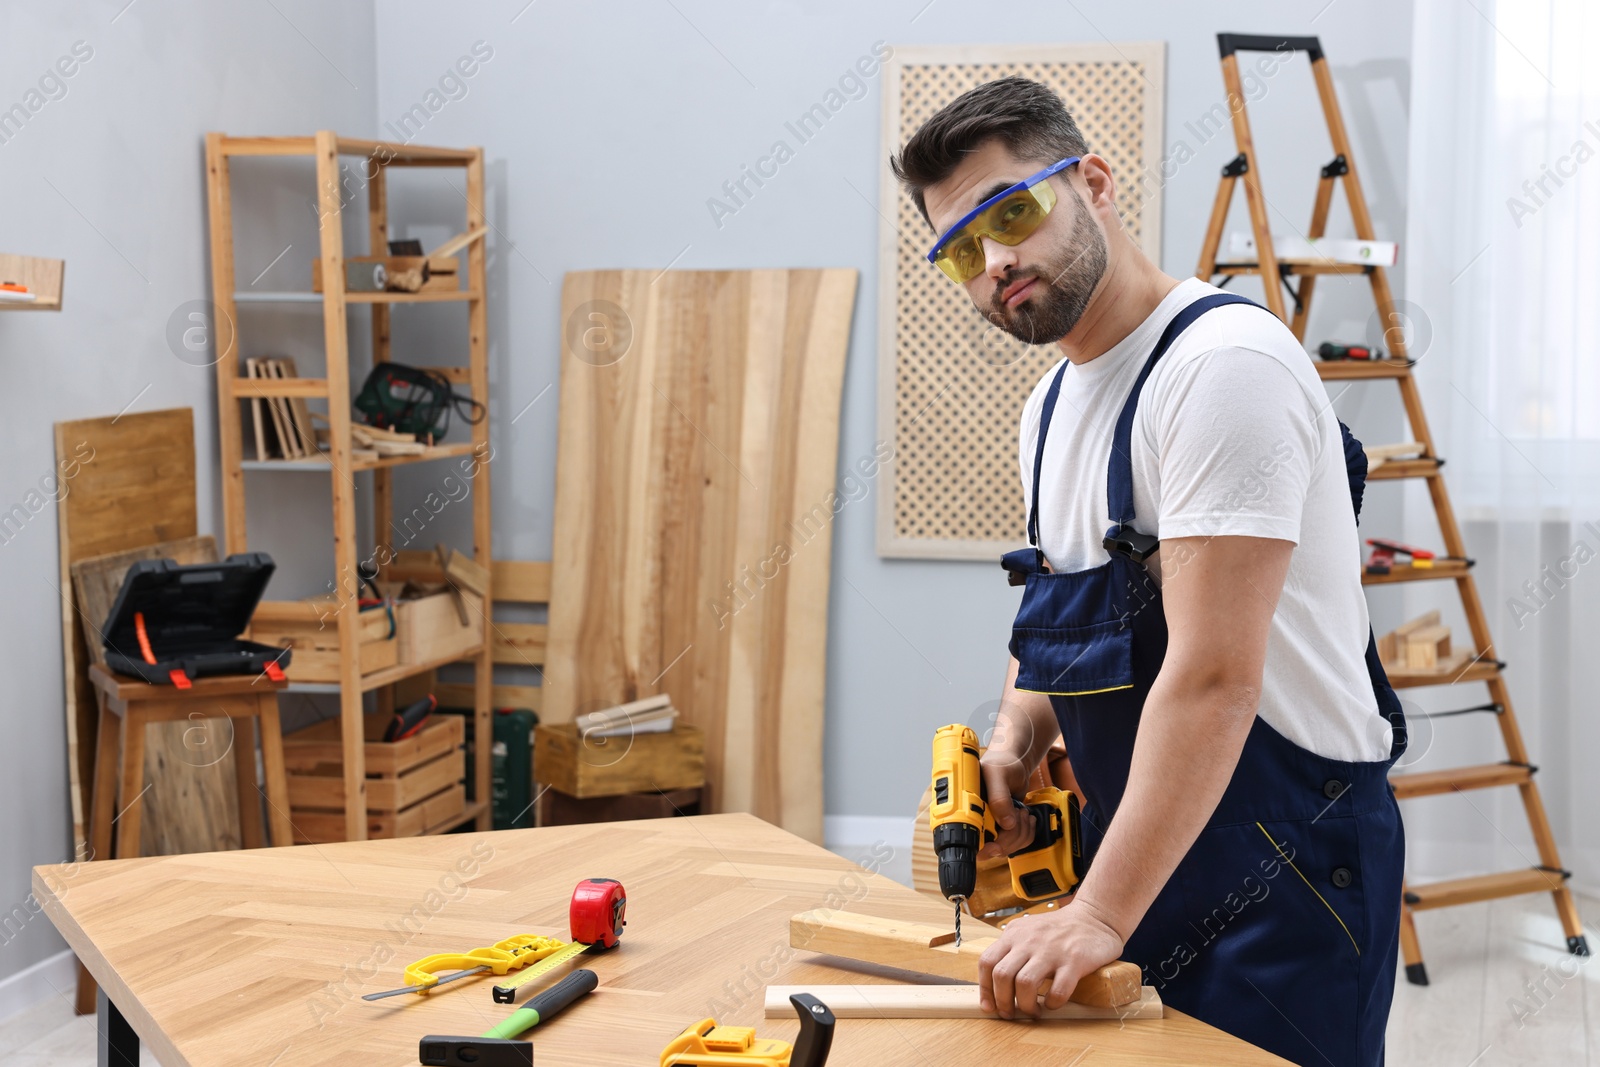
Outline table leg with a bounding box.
[232,716,264,849]
[96,985,139,1067]
[115,708,146,860]
[79,699,121,1015]
[257,693,294,847]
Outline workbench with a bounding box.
[34,813,1289,1066]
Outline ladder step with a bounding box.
[1405,868,1569,911]
[1367,458,1443,481]
[1385,656,1500,689]
[1315,359,1414,380]
[1390,762,1532,800]
[1362,559,1472,585]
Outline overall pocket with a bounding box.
[1011,617,1135,695]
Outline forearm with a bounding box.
[991,654,1060,770]
[1070,668,1258,940]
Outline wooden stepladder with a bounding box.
[1198,34,1589,984]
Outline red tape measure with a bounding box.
[491,878,626,1002]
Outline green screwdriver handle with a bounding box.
[482,968,598,1040]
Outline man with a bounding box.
[890,77,1406,1065]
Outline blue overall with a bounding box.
[1004,293,1407,1066]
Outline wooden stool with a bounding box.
[87,664,293,859]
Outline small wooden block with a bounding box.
[788,910,1143,1009]
[1404,625,1451,670]
[762,984,1162,1021]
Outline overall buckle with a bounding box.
[1001,547,1045,586]
[1103,525,1159,563]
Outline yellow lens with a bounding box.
[931,182,1059,283]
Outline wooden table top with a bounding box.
[34,813,1288,1066]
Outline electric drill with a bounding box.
[929,725,1083,943]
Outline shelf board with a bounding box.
[1361,559,1472,585]
[216,134,476,166]
[359,644,488,693]
[232,289,478,305]
[427,799,489,836]
[0,254,64,311]
[240,442,477,473]
[1315,359,1415,380]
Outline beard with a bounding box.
[986,191,1108,346]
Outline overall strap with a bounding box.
[1026,358,1073,551]
[1103,292,1265,561]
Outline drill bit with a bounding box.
[953,896,964,946]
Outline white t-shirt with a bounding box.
[1017,277,1389,763]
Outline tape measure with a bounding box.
[491,877,626,1004]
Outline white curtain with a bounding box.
[1406,0,1600,894]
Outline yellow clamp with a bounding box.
[404,934,567,991]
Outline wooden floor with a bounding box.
[5,866,1595,1066]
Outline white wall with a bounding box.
[0,0,377,987]
[369,0,1414,838]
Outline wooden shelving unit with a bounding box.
[203,130,492,842]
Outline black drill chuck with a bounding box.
[932,822,980,901]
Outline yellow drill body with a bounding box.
[929,724,1083,911]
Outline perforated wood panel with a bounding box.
[876,44,1166,558]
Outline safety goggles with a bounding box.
[925,156,1080,283]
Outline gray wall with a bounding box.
[369,0,1413,830]
[0,0,1414,988]
[0,0,377,987]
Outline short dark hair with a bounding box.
[889,75,1090,230]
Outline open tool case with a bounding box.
[101,553,291,687]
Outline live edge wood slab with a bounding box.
[34,814,1289,1066]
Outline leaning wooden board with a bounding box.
[53,408,241,859]
[543,269,857,842]
[34,813,1290,1066]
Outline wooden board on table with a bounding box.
[543,269,857,843]
[53,408,247,860]
[789,909,1144,1009]
[34,813,1288,1066]
[763,983,1163,1021]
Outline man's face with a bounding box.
[923,139,1109,346]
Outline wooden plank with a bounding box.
[54,409,235,862]
[763,984,1163,1021]
[435,681,542,712]
[1404,624,1451,670]
[492,622,547,667]
[789,910,1143,1009]
[535,723,704,797]
[492,560,551,603]
[35,813,1289,1066]
[544,269,856,842]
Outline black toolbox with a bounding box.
[102,552,292,687]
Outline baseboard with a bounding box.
[0,949,75,1024]
[823,814,916,853]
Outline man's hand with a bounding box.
[977,901,1126,1018]
[977,747,1036,859]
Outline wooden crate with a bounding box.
[380,584,485,665]
[249,599,397,683]
[535,723,705,798]
[284,713,465,842]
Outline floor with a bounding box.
[3,869,1594,1065]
